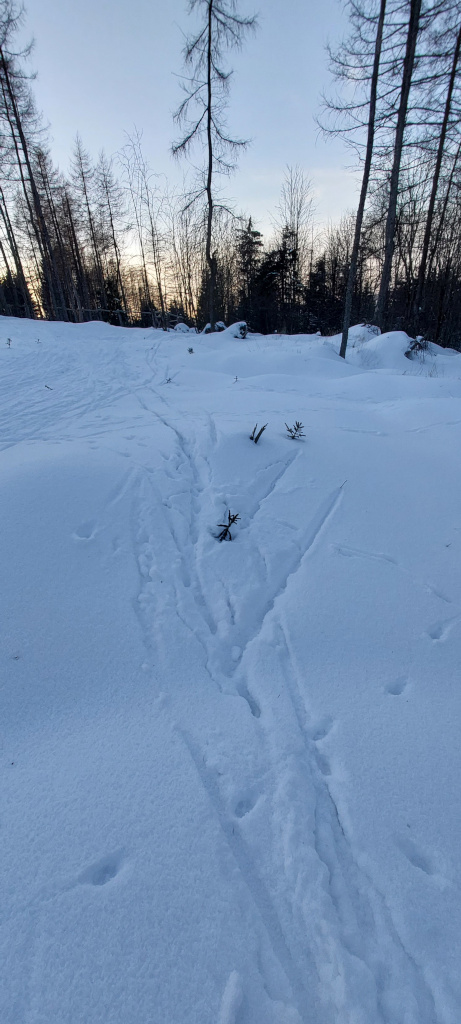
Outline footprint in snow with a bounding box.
[78,852,124,887]
[394,833,437,877]
[314,750,332,777]
[73,519,97,541]
[236,682,261,719]
[385,675,409,696]
[309,715,335,742]
[234,794,257,819]
[426,617,458,642]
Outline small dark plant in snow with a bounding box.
[250,423,267,443]
[188,347,194,354]
[217,510,240,541]
[405,336,429,360]
[285,421,305,440]
[6,337,11,347]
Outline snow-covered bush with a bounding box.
[349,324,381,348]
[404,336,430,360]
[201,321,226,334]
[222,322,247,339]
[174,322,195,334]
[201,321,247,337]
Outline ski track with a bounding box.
[181,729,313,1023]
[128,391,440,1022]
[276,626,438,1024]
[333,543,456,609]
[3,334,449,1022]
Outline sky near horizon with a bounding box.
[19,0,360,237]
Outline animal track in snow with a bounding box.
[234,794,257,819]
[426,616,459,642]
[73,519,97,541]
[309,716,335,742]
[385,676,409,696]
[310,717,335,776]
[314,750,332,777]
[394,834,436,876]
[236,682,261,719]
[78,852,124,887]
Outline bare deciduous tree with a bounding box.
[173,0,257,332]
[374,0,423,328]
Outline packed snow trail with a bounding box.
[1,318,460,1024]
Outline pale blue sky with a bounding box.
[19,0,359,235]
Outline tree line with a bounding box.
[324,0,461,354]
[1,0,461,350]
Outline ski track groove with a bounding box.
[131,400,220,664]
[130,413,398,1021]
[139,399,222,642]
[57,355,442,1024]
[333,543,455,608]
[277,623,439,1024]
[237,452,301,533]
[229,482,346,677]
[179,728,313,1024]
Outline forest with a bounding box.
[1,0,461,351]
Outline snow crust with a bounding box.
[1,317,460,1024]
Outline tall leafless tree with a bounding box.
[173,0,256,331]
[338,0,386,358]
[374,0,423,328]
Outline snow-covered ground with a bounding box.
[1,317,460,1024]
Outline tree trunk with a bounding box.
[413,22,461,330]
[0,186,34,318]
[339,0,385,358]
[375,0,422,330]
[0,50,68,320]
[205,0,216,331]
[65,193,92,319]
[427,140,461,283]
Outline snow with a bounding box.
[1,316,460,1024]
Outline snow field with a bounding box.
[1,318,460,1023]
